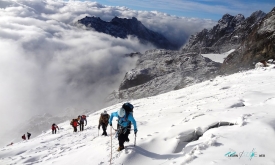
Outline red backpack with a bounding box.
[73,119,79,127]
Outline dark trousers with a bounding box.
[117,123,131,140]
[118,132,128,148]
[28,133,31,139]
[52,129,56,134]
[73,126,77,132]
[117,126,130,147]
[101,124,107,136]
[80,121,84,131]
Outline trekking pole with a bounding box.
[134,133,136,146]
[110,126,112,165]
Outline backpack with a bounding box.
[101,114,109,124]
[70,119,74,125]
[122,102,134,118]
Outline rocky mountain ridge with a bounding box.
[78,16,179,50]
[181,10,266,54]
[220,7,275,74]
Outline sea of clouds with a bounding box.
[0,0,216,146]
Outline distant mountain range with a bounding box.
[78,16,179,50]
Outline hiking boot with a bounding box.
[117,146,125,151]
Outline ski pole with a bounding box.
[134,133,136,146]
[110,126,112,165]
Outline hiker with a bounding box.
[52,123,59,134]
[22,134,26,140]
[70,119,79,132]
[7,142,13,146]
[98,110,110,136]
[27,132,31,139]
[109,105,138,151]
[78,115,87,131]
[122,103,134,142]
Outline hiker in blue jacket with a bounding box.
[109,107,137,151]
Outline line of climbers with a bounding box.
[69,102,138,151]
[67,102,137,151]
[18,102,138,152]
[22,132,31,140]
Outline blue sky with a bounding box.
[80,0,275,20]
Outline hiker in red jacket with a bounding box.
[52,123,59,134]
[22,134,26,140]
[70,119,79,132]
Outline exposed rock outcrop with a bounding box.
[220,7,275,74]
[117,49,221,100]
[181,11,266,54]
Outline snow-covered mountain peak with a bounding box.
[251,10,266,19]
[216,13,244,32]
[218,13,234,27]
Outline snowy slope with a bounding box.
[201,49,235,63]
[1,65,275,165]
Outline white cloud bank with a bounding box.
[0,0,216,147]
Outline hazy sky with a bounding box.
[88,0,275,20]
